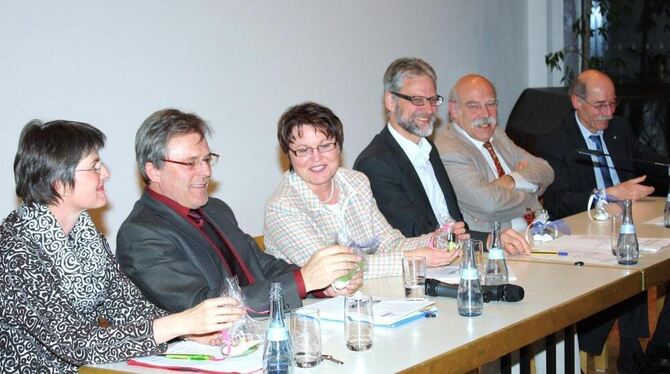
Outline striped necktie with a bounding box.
[588,135,614,188]
[483,141,505,177]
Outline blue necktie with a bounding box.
[588,135,614,188]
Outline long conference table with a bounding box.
[80,198,669,374]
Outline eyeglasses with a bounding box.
[75,161,105,174]
[461,100,499,112]
[390,91,444,107]
[289,142,337,158]
[579,96,620,112]
[162,153,220,169]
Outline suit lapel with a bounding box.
[143,194,214,254]
[380,127,431,199]
[428,141,464,222]
[201,207,255,285]
[567,114,599,189]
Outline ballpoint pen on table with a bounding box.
[157,354,217,361]
[531,250,569,256]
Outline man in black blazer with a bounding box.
[117,109,361,320]
[537,70,668,220]
[354,57,529,253]
[537,69,670,372]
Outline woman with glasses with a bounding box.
[264,102,465,281]
[0,120,245,373]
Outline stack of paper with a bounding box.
[309,296,435,327]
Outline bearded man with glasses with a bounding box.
[354,57,530,254]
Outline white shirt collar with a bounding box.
[575,112,604,140]
[452,121,491,149]
[387,123,432,165]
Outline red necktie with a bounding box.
[483,141,505,177]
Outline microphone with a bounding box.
[576,148,670,168]
[424,278,524,302]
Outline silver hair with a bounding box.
[383,57,437,93]
[135,108,212,184]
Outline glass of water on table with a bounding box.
[402,256,427,300]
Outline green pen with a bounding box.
[158,353,214,360]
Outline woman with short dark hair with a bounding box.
[265,102,465,280]
[0,120,244,373]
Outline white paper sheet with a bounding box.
[309,296,434,327]
[643,215,667,226]
[426,265,517,283]
[526,234,670,265]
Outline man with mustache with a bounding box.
[354,58,529,253]
[537,69,668,220]
[537,69,670,372]
[434,74,554,234]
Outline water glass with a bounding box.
[344,294,374,351]
[291,308,321,368]
[402,256,426,300]
[611,213,622,256]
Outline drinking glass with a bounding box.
[611,212,622,256]
[402,256,426,300]
[344,294,374,351]
[291,308,321,368]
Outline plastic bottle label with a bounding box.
[266,326,289,342]
[460,267,479,280]
[488,248,504,260]
[620,223,636,234]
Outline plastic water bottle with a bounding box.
[457,240,483,316]
[664,190,670,228]
[263,283,293,374]
[616,200,639,265]
[484,221,509,286]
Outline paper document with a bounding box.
[525,234,670,266]
[643,215,667,226]
[426,265,517,283]
[535,234,670,253]
[309,296,435,327]
[128,340,262,373]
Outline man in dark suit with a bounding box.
[537,69,668,220]
[537,69,670,372]
[117,109,361,320]
[354,57,529,253]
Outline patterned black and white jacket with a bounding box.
[0,203,168,373]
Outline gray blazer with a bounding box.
[117,192,302,314]
[434,123,554,232]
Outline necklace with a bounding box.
[322,180,336,204]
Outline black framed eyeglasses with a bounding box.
[162,153,220,169]
[578,96,620,112]
[75,161,105,174]
[289,142,337,158]
[390,91,444,107]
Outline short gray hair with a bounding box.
[568,76,587,98]
[135,108,212,184]
[383,57,437,93]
